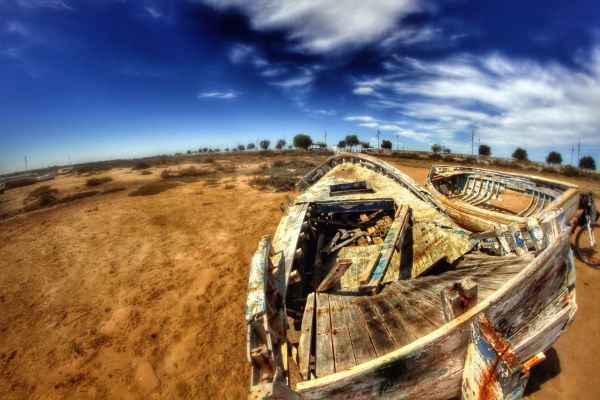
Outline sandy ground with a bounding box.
[0,156,598,399]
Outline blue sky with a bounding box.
[1,0,600,173]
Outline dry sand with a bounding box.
[0,157,598,399]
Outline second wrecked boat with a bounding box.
[426,164,581,232]
[246,153,576,399]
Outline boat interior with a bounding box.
[428,166,573,217]
[285,196,533,384]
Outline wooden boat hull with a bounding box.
[426,165,580,232]
[246,154,576,400]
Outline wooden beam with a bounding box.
[317,259,353,293]
[298,293,315,380]
[361,204,411,293]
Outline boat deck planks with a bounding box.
[328,295,356,372]
[306,255,530,378]
[315,293,335,378]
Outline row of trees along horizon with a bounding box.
[183,133,596,171]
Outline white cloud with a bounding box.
[344,116,376,123]
[203,0,419,53]
[353,86,375,95]
[197,90,240,99]
[351,50,600,152]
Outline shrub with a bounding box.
[140,170,152,175]
[428,153,443,160]
[86,177,113,187]
[132,161,151,170]
[431,144,442,153]
[381,139,393,150]
[275,139,286,150]
[130,181,181,196]
[28,185,58,205]
[562,165,581,177]
[250,174,297,192]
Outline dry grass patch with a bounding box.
[86,177,113,187]
[129,181,181,197]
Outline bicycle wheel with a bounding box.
[575,223,600,267]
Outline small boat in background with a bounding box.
[246,154,576,400]
[427,165,580,232]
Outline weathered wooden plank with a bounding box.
[328,295,356,373]
[382,286,438,339]
[487,235,570,338]
[336,295,377,365]
[315,293,335,378]
[354,297,397,356]
[389,283,445,327]
[317,259,353,293]
[370,294,417,348]
[298,293,315,380]
[511,289,575,361]
[361,204,411,292]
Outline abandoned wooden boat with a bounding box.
[246,153,576,400]
[427,165,580,232]
[4,170,57,189]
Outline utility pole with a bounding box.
[471,128,475,156]
[324,130,327,148]
[571,145,574,165]
[577,139,581,165]
[24,156,28,171]
[377,127,381,151]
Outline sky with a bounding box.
[1,0,600,173]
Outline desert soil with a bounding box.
[0,156,598,399]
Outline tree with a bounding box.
[186,150,192,155]
[224,147,229,152]
[275,139,286,150]
[293,134,313,150]
[546,151,562,165]
[512,147,528,161]
[337,140,346,149]
[579,156,596,171]
[442,147,451,154]
[431,143,442,153]
[247,143,256,150]
[259,140,270,150]
[381,139,392,150]
[237,144,245,151]
[345,134,360,151]
[479,144,491,157]
[361,141,371,149]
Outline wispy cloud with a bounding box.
[350,49,600,152]
[6,21,29,37]
[203,0,420,53]
[15,0,73,11]
[197,90,240,99]
[113,61,179,78]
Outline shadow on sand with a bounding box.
[524,347,561,396]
